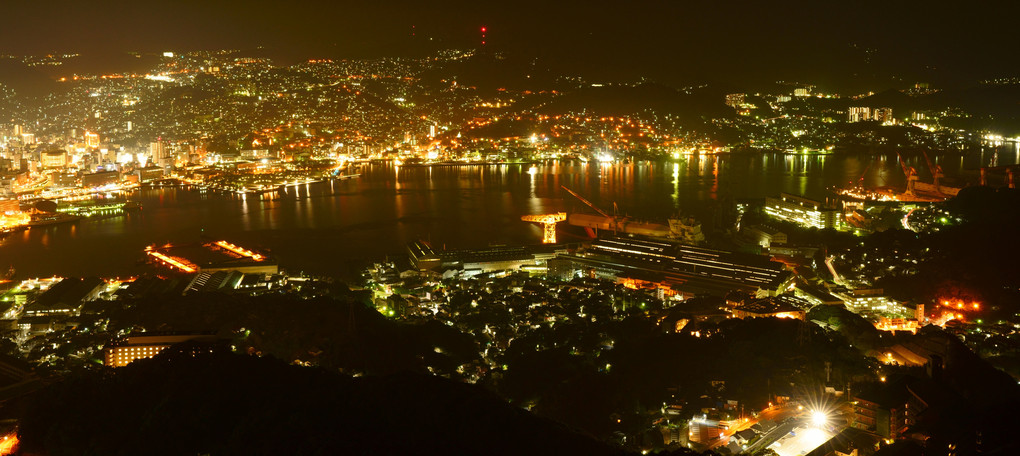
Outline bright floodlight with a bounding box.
[811,411,827,426]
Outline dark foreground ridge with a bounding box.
[13,348,692,456]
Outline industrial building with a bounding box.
[742,224,787,248]
[22,277,104,317]
[146,241,278,275]
[730,295,808,320]
[764,193,839,229]
[552,236,792,297]
[408,240,564,276]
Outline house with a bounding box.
[732,428,757,446]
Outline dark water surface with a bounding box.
[2,149,1017,278]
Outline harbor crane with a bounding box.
[521,212,567,244]
[561,185,620,234]
[921,150,945,193]
[895,152,919,196]
[980,165,1018,188]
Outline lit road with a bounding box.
[824,256,844,286]
[901,208,917,232]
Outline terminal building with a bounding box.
[550,236,793,298]
[764,193,839,229]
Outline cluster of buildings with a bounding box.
[847,107,895,124]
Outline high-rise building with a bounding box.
[84,131,100,149]
[847,107,871,123]
[873,107,893,124]
[150,139,171,170]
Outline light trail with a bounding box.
[825,256,845,286]
[901,207,917,232]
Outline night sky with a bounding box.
[3,0,1020,88]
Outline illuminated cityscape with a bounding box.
[0,1,1018,455]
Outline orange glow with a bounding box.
[772,312,801,319]
[214,240,264,261]
[520,212,567,244]
[0,434,18,455]
[145,250,197,273]
[939,298,980,313]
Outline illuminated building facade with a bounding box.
[848,107,871,122]
[873,107,893,124]
[81,170,120,188]
[150,139,171,171]
[84,131,100,149]
[104,333,218,367]
[764,193,838,229]
[40,150,67,169]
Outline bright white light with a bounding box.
[144,74,175,82]
[811,411,827,427]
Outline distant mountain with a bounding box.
[537,83,732,123]
[0,60,59,97]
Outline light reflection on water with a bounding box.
[0,151,1015,278]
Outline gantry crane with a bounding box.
[521,212,567,244]
[980,165,1018,188]
[895,152,919,196]
[921,150,944,192]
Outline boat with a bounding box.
[27,213,81,227]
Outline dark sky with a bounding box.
[3,0,1020,88]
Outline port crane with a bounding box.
[560,185,620,235]
[979,165,1018,188]
[921,150,945,193]
[521,212,567,244]
[895,152,919,196]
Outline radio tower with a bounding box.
[480,26,487,46]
